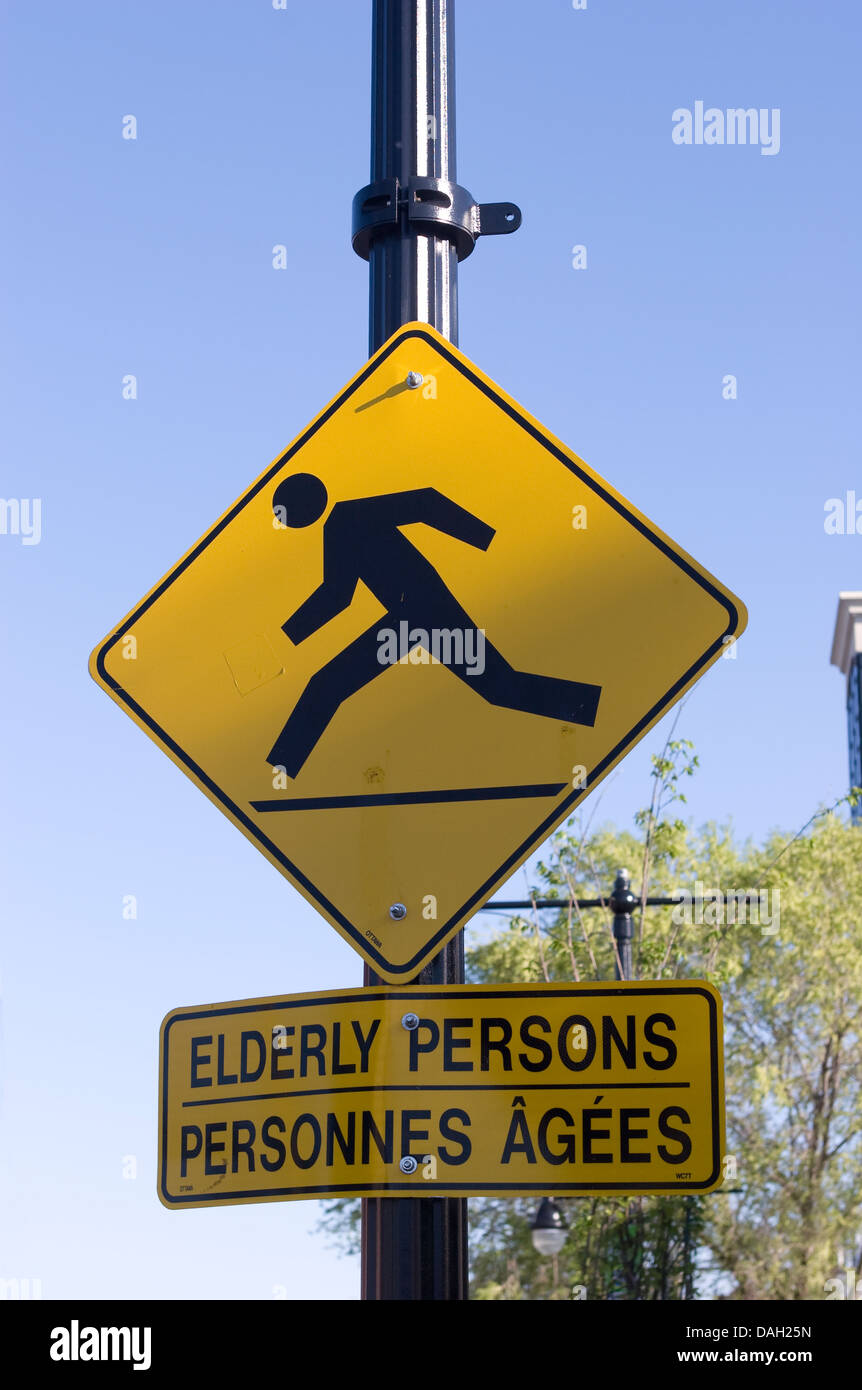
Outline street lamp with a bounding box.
[530,1198,568,1257]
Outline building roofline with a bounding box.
[831,592,862,675]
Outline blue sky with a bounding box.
[1,0,860,1300]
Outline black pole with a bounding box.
[609,867,636,982]
[358,0,465,1301]
[361,936,467,1300]
[366,0,458,352]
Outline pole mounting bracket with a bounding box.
[352,176,521,262]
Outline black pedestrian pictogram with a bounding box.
[266,474,602,778]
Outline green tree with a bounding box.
[467,735,722,1299]
[704,809,862,1299]
[316,738,862,1301]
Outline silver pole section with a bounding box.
[368,0,458,350]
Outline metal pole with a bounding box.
[609,866,637,1298]
[367,0,458,352]
[610,867,636,982]
[361,936,467,1300]
[359,0,465,1301]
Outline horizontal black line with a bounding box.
[163,1177,720,1202]
[180,1081,691,1107]
[250,783,566,811]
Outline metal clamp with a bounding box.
[352,176,521,262]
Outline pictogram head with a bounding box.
[272,473,328,529]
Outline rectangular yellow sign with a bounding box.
[159,983,724,1206]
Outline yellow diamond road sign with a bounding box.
[158,982,725,1206]
[90,323,746,981]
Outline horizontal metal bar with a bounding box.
[480,894,769,911]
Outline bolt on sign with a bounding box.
[90,324,746,982]
[158,982,725,1206]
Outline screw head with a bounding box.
[401,1012,420,1031]
[399,1155,418,1175]
[389,902,407,920]
[405,371,423,389]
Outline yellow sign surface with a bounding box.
[91,324,746,981]
[158,982,724,1206]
